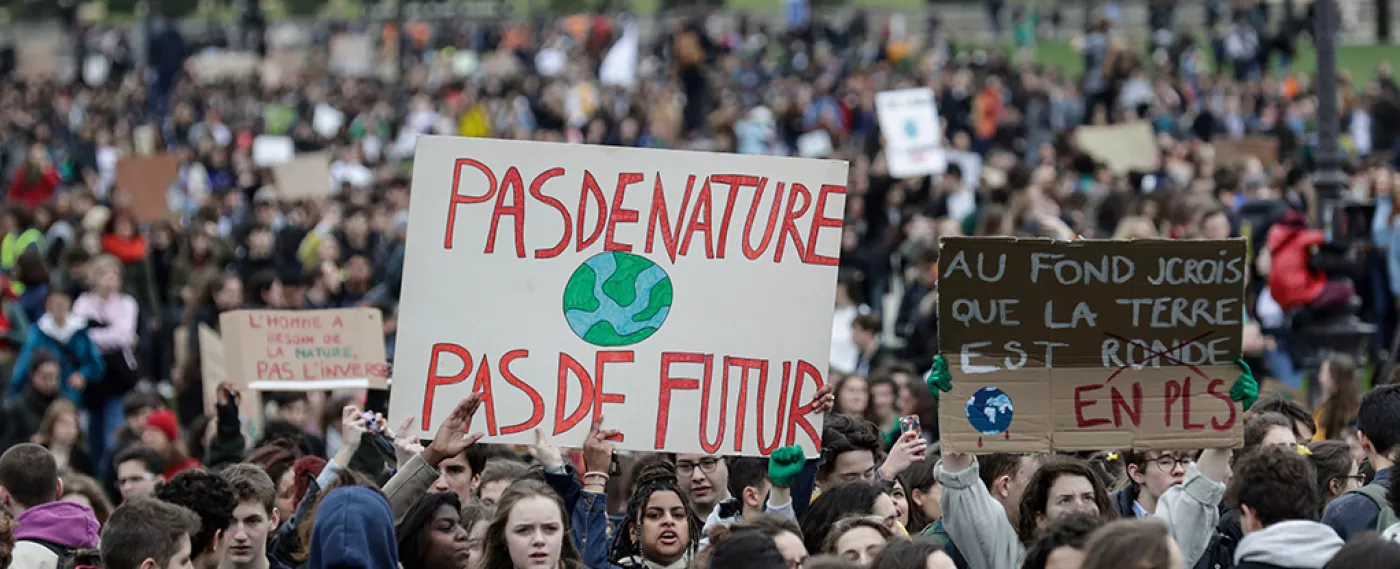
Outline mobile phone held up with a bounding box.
[900,414,920,435]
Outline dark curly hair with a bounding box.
[609,461,703,566]
[799,481,886,554]
[153,469,237,560]
[1226,445,1319,527]
[1015,458,1116,544]
[818,414,882,485]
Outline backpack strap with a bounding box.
[1345,483,1397,529]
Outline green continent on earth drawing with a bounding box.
[563,252,673,346]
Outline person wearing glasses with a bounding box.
[113,445,164,502]
[676,454,730,521]
[1307,440,1366,514]
[1108,450,1191,518]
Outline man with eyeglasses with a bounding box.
[1110,450,1190,518]
[676,454,730,520]
[114,445,164,502]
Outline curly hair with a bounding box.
[154,469,237,560]
[0,509,13,569]
[1226,445,1319,527]
[1015,458,1116,544]
[800,481,886,554]
[609,461,704,566]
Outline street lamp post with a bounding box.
[1313,0,1347,235]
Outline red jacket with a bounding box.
[1266,222,1326,311]
[8,166,59,209]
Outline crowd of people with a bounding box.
[0,0,1396,568]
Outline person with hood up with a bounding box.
[307,486,400,569]
[0,443,101,569]
[1265,210,1355,313]
[9,289,105,405]
[1228,445,1343,569]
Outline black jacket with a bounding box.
[1111,484,1140,518]
[1195,507,1243,569]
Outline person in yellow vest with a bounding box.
[1,206,46,296]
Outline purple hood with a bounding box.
[14,501,101,549]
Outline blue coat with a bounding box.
[9,315,105,404]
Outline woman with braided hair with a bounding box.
[608,461,705,569]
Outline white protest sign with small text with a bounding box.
[876,88,942,178]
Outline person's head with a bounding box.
[399,492,470,569]
[1318,356,1362,442]
[92,255,124,295]
[115,446,164,501]
[460,500,495,569]
[245,438,303,516]
[1243,411,1298,452]
[1251,396,1316,442]
[101,498,200,569]
[124,392,162,432]
[1356,384,1400,466]
[726,457,772,517]
[612,462,703,566]
[1227,445,1319,534]
[818,415,882,490]
[141,408,181,456]
[711,531,788,569]
[1078,519,1182,569]
[0,443,60,516]
[978,454,1041,519]
[870,537,955,569]
[307,485,400,569]
[729,515,806,569]
[37,399,83,448]
[852,315,881,350]
[27,351,60,397]
[1307,440,1363,509]
[153,469,236,564]
[61,473,113,526]
[219,464,280,567]
[1020,513,1103,569]
[822,517,894,568]
[268,392,309,427]
[246,270,284,308]
[801,482,898,554]
[1119,449,1189,502]
[833,375,870,418]
[865,373,899,424]
[1016,458,1114,543]
[676,454,730,512]
[16,250,50,288]
[1323,534,1400,568]
[478,460,530,509]
[44,289,71,321]
[897,457,942,533]
[482,479,582,569]
[431,445,488,505]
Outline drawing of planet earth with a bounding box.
[966,387,1014,435]
[563,252,673,347]
[904,119,918,138]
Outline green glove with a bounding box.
[1231,358,1259,412]
[768,446,806,487]
[926,355,953,400]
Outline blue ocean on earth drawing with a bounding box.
[966,386,1014,447]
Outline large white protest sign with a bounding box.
[392,137,848,456]
[876,88,942,178]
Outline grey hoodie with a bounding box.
[1233,520,1343,568]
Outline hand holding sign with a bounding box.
[583,414,621,475]
[423,393,486,468]
[530,428,566,471]
[389,416,425,469]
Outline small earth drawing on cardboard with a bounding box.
[965,386,1014,447]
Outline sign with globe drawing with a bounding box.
[392,136,849,456]
[936,237,1247,453]
[875,87,942,178]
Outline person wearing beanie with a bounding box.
[140,409,201,480]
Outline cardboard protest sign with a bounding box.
[392,137,848,456]
[16,40,66,81]
[1213,137,1280,166]
[1075,122,1160,174]
[329,34,375,77]
[220,308,389,391]
[114,154,180,222]
[272,153,333,201]
[876,88,943,178]
[937,237,1247,453]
